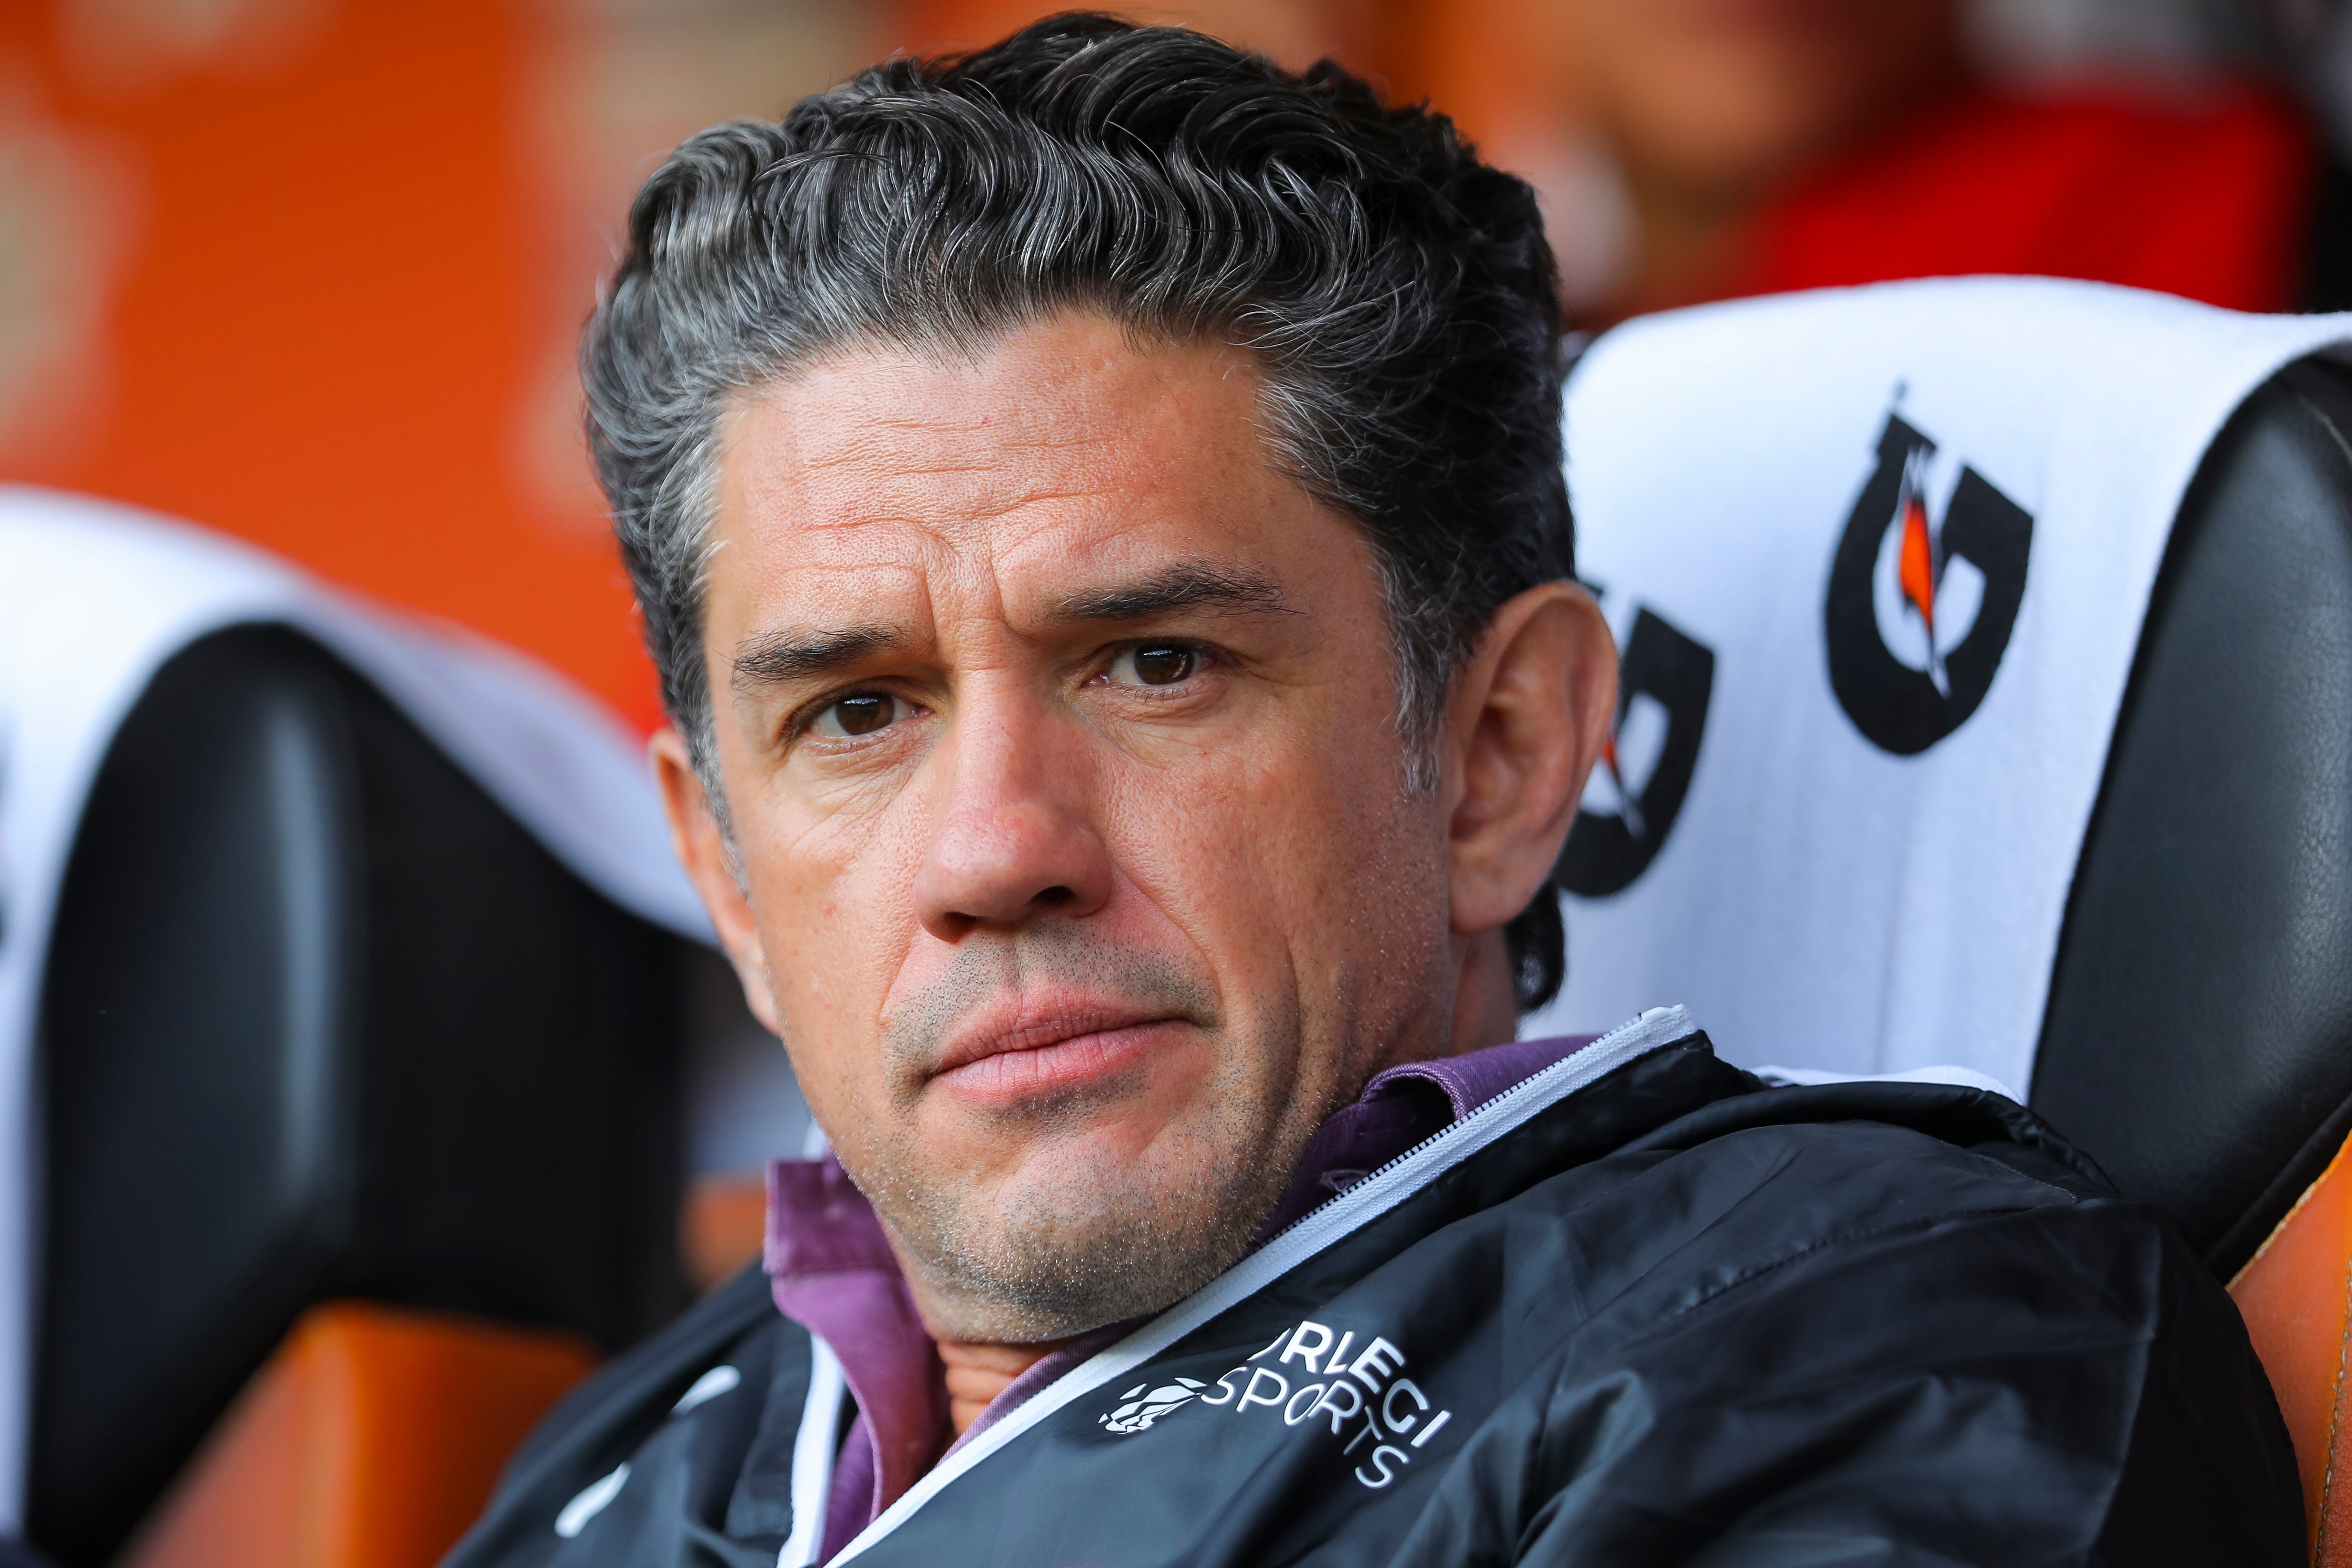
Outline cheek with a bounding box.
[1099,705,1438,1001]
[740,787,927,1081]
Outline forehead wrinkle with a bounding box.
[788,402,1120,476]
[767,365,1231,485]
[856,411,1119,454]
[804,454,1008,479]
[783,448,1122,544]
[740,362,1273,547]
[948,485,1118,531]
[988,496,1255,579]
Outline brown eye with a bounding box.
[1114,645,1198,686]
[812,693,900,739]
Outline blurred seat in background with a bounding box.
[1501,0,2324,322]
[33,624,684,1567]
[113,1304,597,1568]
[897,0,1376,76]
[0,493,802,1568]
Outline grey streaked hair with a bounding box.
[582,13,1575,1007]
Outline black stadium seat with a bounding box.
[1542,287,2352,1557]
[29,626,690,1567]
[2033,358,2352,1277]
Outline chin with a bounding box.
[945,1104,1204,1215]
[886,1107,1292,1340]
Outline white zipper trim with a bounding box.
[779,1333,846,1568]
[826,1004,1696,1565]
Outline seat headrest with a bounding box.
[1526,279,2352,1106]
[27,629,693,1563]
[0,489,707,1542]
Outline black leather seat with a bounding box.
[2034,358,2352,1276]
[29,627,690,1566]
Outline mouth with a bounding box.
[929,997,1192,1106]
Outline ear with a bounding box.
[651,725,782,1034]
[1443,581,1618,936]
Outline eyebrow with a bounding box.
[728,562,1294,694]
[730,622,905,691]
[1049,561,1294,623]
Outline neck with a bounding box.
[1450,926,1520,1056]
[935,1334,1066,1435]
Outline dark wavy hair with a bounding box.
[582,13,1574,1009]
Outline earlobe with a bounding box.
[1445,582,1619,936]
[649,726,783,1034]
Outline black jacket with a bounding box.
[442,1010,2301,1567]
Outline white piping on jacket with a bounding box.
[778,1334,847,1568]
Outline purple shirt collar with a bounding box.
[761,1158,948,1553]
[1248,1032,1601,1241]
[763,1032,1599,1559]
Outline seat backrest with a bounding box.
[2029,358,2352,1557]
[1526,279,2352,1552]
[1526,280,2352,1106]
[29,628,688,1566]
[2033,359,2352,1274]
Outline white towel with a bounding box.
[1524,279,2352,1102]
[0,486,707,1532]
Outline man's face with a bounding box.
[683,316,1463,1341]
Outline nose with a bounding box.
[912,696,1114,942]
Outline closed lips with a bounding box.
[930,1008,1184,1098]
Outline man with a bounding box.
[445,16,2300,1566]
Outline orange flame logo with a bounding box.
[1898,492,1936,635]
[1893,455,1951,698]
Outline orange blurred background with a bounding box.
[0,0,2324,731]
[0,0,1543,732]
